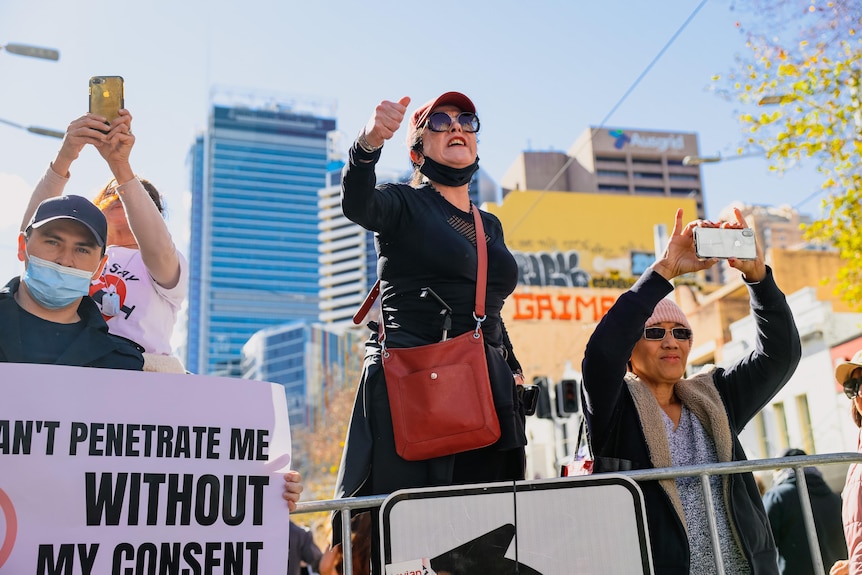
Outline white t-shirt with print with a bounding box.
[89,246,188,355]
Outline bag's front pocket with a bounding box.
[395,363,485,443]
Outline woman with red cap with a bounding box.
[334,92,528,574]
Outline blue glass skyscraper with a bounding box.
[185,92,336,375]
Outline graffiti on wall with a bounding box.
[512,250,655,289]
[513,251,590,288]
[510,292,617,322]
[508,249,660,322]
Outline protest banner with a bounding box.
[0,363,292,575]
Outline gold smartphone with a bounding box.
[88,76,124,124]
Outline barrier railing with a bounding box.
[292,452,862,575]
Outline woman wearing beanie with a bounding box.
[582,207,801,575]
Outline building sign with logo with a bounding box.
[592,127,699,155]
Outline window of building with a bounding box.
[596,170,628,178]
[631,251,655,276]
[754,412,770,459]
[669,173,699,181]
[773,402,790,453]
[666,159,686,166]
[595,156,626,164]
[634,186,665,194]
[689,357,714,376]
[597,184,629,192]
[633,172,663,179]
[631,157,662,165]
[795,394,815,454]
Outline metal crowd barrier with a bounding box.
[292,452,862,575]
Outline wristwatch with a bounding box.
[357,129,383,153]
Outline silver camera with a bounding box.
[693,227,757,260]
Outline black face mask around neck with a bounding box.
[419,155,480,188]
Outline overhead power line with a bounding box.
[543,0,710,192]
[506,0,711,235]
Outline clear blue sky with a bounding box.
[0,0,825,284]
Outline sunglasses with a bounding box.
[425,112,480,133]
[844,377,862,399]
[643,327,693,341]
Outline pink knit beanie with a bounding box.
[645,298,692,331]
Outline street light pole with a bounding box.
[757,95,796,106]
[759,84,861,140]
[0,42,60,61]
[0,41,63,139]
[683,155,722,166]
[0,117,64,139]
[683,150,766,166]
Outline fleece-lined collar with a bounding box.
[624,366,732,533]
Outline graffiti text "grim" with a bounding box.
[511,293,617,322]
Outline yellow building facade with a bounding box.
[485,190,699,380]
[488,189,848,383]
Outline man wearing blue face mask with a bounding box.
[0,195,143,369]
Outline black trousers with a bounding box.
[365,368,526,575]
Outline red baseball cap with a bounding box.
[407,91,476,145]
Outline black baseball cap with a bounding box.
[27,195,107,247]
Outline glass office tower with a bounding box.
[240,320,364,427]
[186,91,336,375]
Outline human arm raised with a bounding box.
[713,264,800,425]
[359,96,411,151]
[19,113,112,231]
[652,206,766,283]
[341,96,411,231]
[582,208,719,442]
[100,110,182,289]
[581,265,675,444]
[700,207,798,422]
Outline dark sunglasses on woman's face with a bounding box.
[425,112,480,133]
[643,327,693,341]
[844,377,862,399]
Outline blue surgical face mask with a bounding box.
[21,252,97,310]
